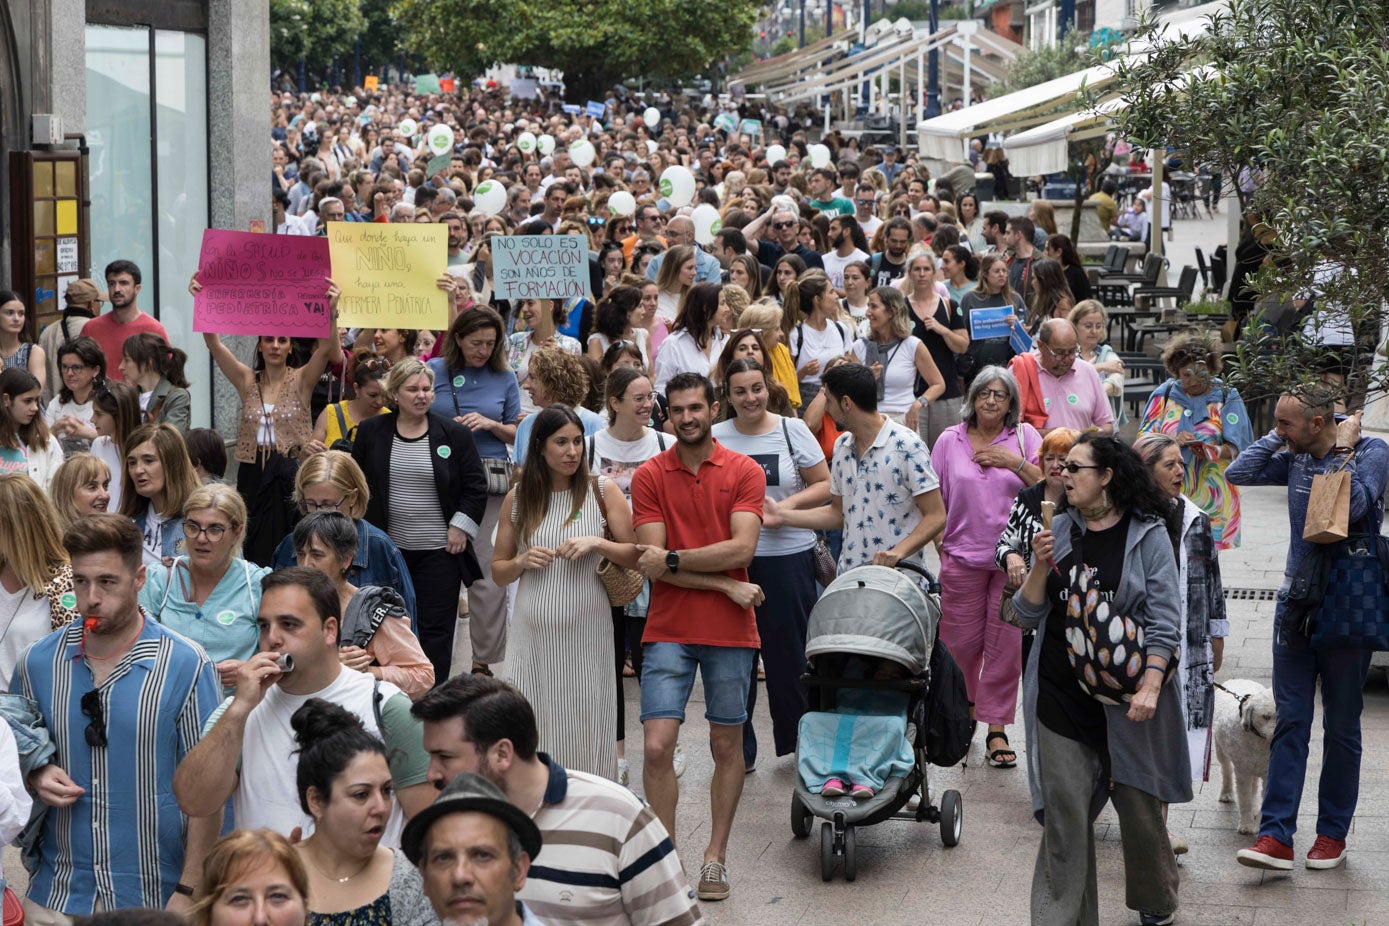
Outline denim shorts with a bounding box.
[639,642,757,726]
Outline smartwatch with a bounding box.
[665,550,681,574]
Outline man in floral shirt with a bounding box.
[764,362,944,569]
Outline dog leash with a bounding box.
[1213,681,1253,710]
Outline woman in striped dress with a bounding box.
[492,405,639,780]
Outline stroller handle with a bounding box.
[893,560,941,595]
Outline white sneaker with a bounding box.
[672,743,687,778]
[617,758,629,787]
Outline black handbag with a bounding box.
[1292,534,1389,651]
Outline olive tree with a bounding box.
[1108,0,1389,407]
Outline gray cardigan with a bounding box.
[388,849,439,926]
[1012,508,1193,820]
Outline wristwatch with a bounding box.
[174,883,195,898]
[665,550,681,574]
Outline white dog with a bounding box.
[1213,679,1278,834]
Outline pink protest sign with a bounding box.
[193,229,333,337]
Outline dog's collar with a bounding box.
[1214,682,1266,739]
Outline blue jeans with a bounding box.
[1260,599,1373,845]
[640,642,756,726]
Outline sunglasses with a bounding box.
[1060,463,1102,474]
[856,199,875,206]
[359,357,393,372]
[771,221,796,230]
[82,689,107,748]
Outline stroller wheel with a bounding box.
[843,825,857,882]
[940,789,963,847]
[791,793,812,839]
[820,822,835,881]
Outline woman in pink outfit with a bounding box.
[930,365,1042,768]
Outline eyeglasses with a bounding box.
[183,521,230,541]
[1040,344,1080,358]
[60,364,92,374]
[303,497,348,512]
[976,389,1010,401]
[1060,462,1102,474]
[771,221,796,230]
[856,199,875,206]
[81,690,107,748]
[359,357,393,372]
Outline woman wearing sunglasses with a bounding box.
[141,483,270,692]
[1012,433,1188,926]
[930,368,1041,770]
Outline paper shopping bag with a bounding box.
[1303,469,1350,543]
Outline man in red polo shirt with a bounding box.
[630,371,765,904]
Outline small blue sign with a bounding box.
[586,100,606,119]
[562,103,582,115]
[968,306,1014,341]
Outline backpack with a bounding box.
[921,637,973,768]
[792,320,849,371]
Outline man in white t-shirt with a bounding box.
[853,184,883,239]
[821,216,870,292]
[173,567,435,848]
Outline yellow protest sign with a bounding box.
[363,75,379,91]
[327,223,448,330]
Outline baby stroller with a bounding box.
[790,562,964,881]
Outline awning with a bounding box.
[753,22,1021,107]
[1001,64,1216,176]
[917,60,1121,160]
[917,0,1227,162]
[731,29,858,88]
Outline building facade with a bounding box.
[2,0,268,428]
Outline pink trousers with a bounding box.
[939,551,1022,726]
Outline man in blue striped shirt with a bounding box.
[13,515,222,921]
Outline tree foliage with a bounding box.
[392,0,760,100]
[995,36,1095,95]
[1109,0,1389,405]
[269,0,366,71]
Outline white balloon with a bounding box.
[397,118,418,138]
[807,143,832,169]
[643,107,660,126]
[472,179,507,216]
[645,139,658,155]
[765,144,787,164]
[569,139,596,168]
[690,204,722,246]
[659,166,696,207]
[538,134,556,155]
[516,131,537,153]
[608,191,637,217]
[427,124,455,155]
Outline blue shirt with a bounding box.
[427,359,522,460]
[645,247,723,285]
[514,407,605,465]
[1226,427,1388,583]
[139,557,271,669]
[271,519,418,620]
[13,616,220,913]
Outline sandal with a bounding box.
[623,656,636,678]
[471,663,494,677]
[986,732,1017,769]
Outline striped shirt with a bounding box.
[522,755,701,926]
[387,432,449,549]
[12,614,220,913]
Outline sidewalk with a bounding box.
[657,482,1389,926]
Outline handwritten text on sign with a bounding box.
[492,235,590,300]
[327,223,448,330]
[193,230,332,337]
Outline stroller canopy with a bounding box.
[805,565,938,676]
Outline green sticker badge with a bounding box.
[1226,413,1239,425]
[453,375,465,388]
[437,446,452,460]
[216,610,237,626]
[60,592,77,610]
[1067,393,1080,405]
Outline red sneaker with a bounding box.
[1237,835,1294,871]
[1305,835,1347,870]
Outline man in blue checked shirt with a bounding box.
[12,514,222,921]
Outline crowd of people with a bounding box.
[0,76,1382,926]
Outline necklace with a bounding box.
[1079,500,1115,522]
[305,846,375,884]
